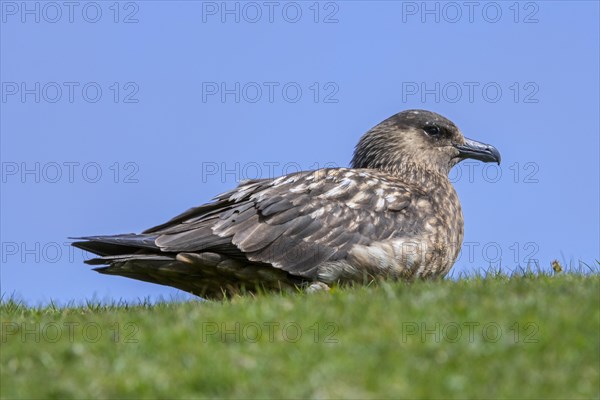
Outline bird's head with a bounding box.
[351,109,501,177]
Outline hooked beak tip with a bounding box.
[455,137,501,165]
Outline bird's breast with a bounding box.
[317,180,464,283]
[415,182,464,277]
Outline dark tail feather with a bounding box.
[70,234,160,256]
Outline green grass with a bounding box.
[2,270,599,399]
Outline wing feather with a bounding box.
[148,168,418,279]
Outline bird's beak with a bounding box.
[455,137,501,164]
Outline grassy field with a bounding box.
[1,270,599,399]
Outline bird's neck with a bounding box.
[385,162,452,191]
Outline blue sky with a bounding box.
[1,1,598,305]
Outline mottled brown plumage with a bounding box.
[73,110,500,299]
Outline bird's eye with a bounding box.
[423,125,442,137]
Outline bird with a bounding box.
[72,109,501,300]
